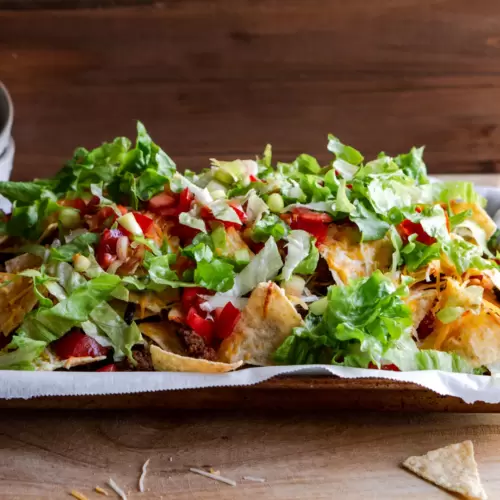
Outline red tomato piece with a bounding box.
[96,364,117,372]
[249,175,259,182]
[64,198,87,213]
[148,192,178,212]
[178,188,194,213]
[398,219,436,245]
[186,307,214,344]
[229,203,247,224]
[417,310,435,340]
[368,362,401,372]
[216,302,241,340]
[289,208,332,245]
[52,331,108,360]
[132,212,154,234]
[97,228,124,268]
[181,287,210,313]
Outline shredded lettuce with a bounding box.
[282,230,315,280]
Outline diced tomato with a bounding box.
[97,228,124,269]
[290,208,332,245]
[186,307,214,344]
[229,203,247,224]
[417,311,435,341]
[64,198,87,213]
[132,212,154,234]
[200,205,214,220]
[368,362,401,372]
[178,188,195,213]
[97,364,117,372]
[398,219,436,246]
[249,175,259,182]
[52,330,108,360]
[148,192,178,212]
[117,205,128,215]
[169,224,200,246]
[215,302,241,340]
[181,287,210,313]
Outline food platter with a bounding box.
[2,124,500,409]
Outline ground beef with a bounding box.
[124,346,154,371]
[177,326,217,361]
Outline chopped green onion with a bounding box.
[267,193,284,213]
[59,208,81,229]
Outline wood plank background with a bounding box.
[2,1,500,180]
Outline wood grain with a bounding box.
[3,1,500,179]
[0,409,497,499]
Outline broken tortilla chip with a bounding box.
[218,281,303,366]
[5,253,42,274]
[319,225,392,284]
[0,273,38,336]
[402,440,487,500]
[150,345,242,373]
[140,321,184,354]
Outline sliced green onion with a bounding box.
[235,248,251,265]
[267,193,284,213]
[214,169,234,185]
[59,208,81,229]
[309,296,327,316]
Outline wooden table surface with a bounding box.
[0,409,497,499]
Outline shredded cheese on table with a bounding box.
[189,468,237,487]
[70,491,90,500]
[95,486,109,496]
[243,476,266,483]
[107,478,128,500]
[138,458,151,493]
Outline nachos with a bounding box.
[0,123,498,374]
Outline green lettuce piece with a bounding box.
[415,350,476,373]
[335,180,355,213]
[350,201,389,241]
[49,233,100,262]
[275,271,413,368]
[89,301,142,362]
[282,230,318,280]
[251,213,289,242]
[296,154,321,174]
[224,236,283,297]
[442,238,496,275]
[0,335,47,371]
[394,146,428,185]
[144,252,180,285]
[0,181,51,204]
[327,135,364,165]
[401,236,441,272]
[182,234,214,263]
[178,212,207,233]
[449,209,473,230]
[194,259,235,292]
[432,181,486,208]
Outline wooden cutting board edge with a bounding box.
[0,376,498,412]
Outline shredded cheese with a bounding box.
[138,458,150,493]
[107,478,128,500]
[95,486,109,496]
[189,468,236,487]
[243,476,266,483]
[70,491,90,500]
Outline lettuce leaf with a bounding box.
[394,146,428,185]
[327,135,364,165]
[282,230,318,280]
[0,335,46,370]
[194,259,235,292]
[251,213,289,242]
[350,201,389,241]
[223,237,283,297]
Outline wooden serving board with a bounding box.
[0,376,497,412]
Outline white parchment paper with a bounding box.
[0,367,500,404]
[2,186,500,403]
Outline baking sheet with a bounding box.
[1,185,500,403]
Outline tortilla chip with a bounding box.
[0,273,38,336]
[62,356,107,369]
[5,253,42,273]
[140,322,184,354]
[450,201,496,240]
[405,286,437,330]
[435,307,500,367]
[319,225,392,284]
[37,222,58,243]
[219,282,303,365]
[127,289,179,317]
[150,345,242,373]
[403,440,487,500]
